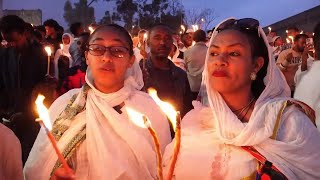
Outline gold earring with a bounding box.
[250,72,257,81]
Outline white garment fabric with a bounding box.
[54,33,74,79]
[163,17,320,180]
[169,42,186,71]
[294,60,320,129]
[0,124,23,180]
[24,59,171,179]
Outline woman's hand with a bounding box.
[51,168,75,180]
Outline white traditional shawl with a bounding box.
[24,59,170,179]
[164,18,320,179]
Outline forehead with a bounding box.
[90,27,128,45]
[150,26,172,36]
[212,29,249,47]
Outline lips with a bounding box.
[212,70,228,77]
[100,65,115,72]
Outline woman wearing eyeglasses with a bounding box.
[163,18,320,180]
[24,24,171,180]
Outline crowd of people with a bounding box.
[0,14,320,180]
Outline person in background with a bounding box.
[133,29,149,62]
[169,39,186,71]
[70,22,84,38]
[43,19,62,53]
[184,29,208,100]
[0,123,23,180]
[179,32,193,52]
[54,33,74,80]
[277,34,309,96]
[141,24,193,117]
[0,15,47,164]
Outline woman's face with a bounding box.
[85,27,134,93]
[62,34,71,45]
[207,29,263,95]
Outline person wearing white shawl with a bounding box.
[168,39,186,71]
[163,18,320,179]
[53,33,74,79]
[24,24,171,180]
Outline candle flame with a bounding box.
[286,30,288,34]
[180,25,185,32]
[126,107,151,128]
[88,26,94,34]
[148,88,177,129]
[313,33,315,36]
[201,18,205,22]
[300,30,304,34]
[60,44,63,50]
[288,36,294,43]
[286,38,290,44]
[35,94,52,130]
[44,46,52,56]
[143,33,148,42]
[268,27,271,31]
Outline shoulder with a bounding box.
[277,104,319,142]
[182,101,213,129]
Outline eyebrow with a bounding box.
[91,38,126,45]
[211,43,244,48]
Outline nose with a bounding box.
[213,53,228,66]
[101,50,113,62]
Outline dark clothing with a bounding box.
[0,40,47,163]
[140,58,193,118]
[178,50,184,59]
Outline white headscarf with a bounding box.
[24,58,159,179]
[61,33,74,57]
[199,17,320,179]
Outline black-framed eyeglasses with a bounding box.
[87,44,129,58]
[216,18,260,32]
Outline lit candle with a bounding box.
[300,30,304,34]
[88,26,94,34]
[286,30,288,34]
[201,18,205,22]
[195,25,199,31]
[35,95,72,173]
[288,36,294,43]
[180,25,185,33]
[126,107,163,180]
[179,31,182,34]
[60,44,63,50]
[286,38,290,44]
[44,46,52,75]
[147,88,181,180]
[268,27,271,34]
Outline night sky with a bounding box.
[3,0,320,29]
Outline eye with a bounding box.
[229,52,240,56]
[210,51,218,56]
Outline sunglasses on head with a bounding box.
[216,18,260,32]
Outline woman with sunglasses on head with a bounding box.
[163,18,320,180]
[24,24,171,180]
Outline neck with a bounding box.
[220,88,254,112]
[94,82,124,94]
[151,54,170,69]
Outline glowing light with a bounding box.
[60,44,63,50]
[44,46,52,56]
[180,25,185,32]
[88,26,94,34]
[148,88,177,129]
[35,95,52,130]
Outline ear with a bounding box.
[253,57,264,73]
[128,55,135,68]
[85,51,90,65]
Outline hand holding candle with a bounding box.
[35,95,72,174]
[126,107,163,180]
[147,88,182,180]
